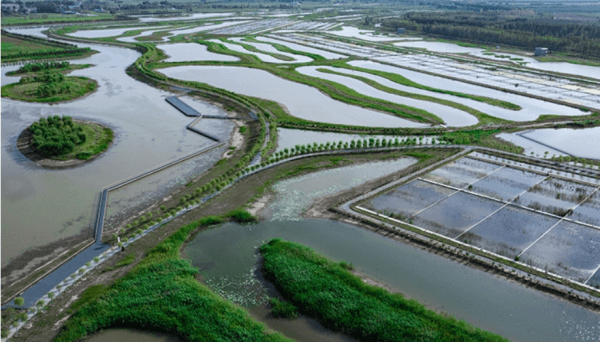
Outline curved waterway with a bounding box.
[159,65,429,128]
[1,31,232,266]
[158,42,240,62]
[183,159,600,342]
[228,37,313,63]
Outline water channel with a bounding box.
[1,31,232,269]
[159,65,429,128]
[182,160,600,342]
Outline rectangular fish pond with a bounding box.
[358,152,600,287]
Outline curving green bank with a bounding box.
[261,239,510,342]
[55,212,291,342]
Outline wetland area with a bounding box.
[2,8,600,342]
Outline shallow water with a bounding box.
[138,12,233,22]
[158,42,239,62]
[258,36,347,59]
[229,37,313,63]
[499,127,600,160]
[394,41,484,53]
[330,26,417,42]
[1,39,231,264]
[159,65,429,128]
[167,21,250,36]
[348,60,590,121]
[297,66,479,127]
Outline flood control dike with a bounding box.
[2,97,256,309]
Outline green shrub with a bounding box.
[269,298,298,319]
[29,116,86,156]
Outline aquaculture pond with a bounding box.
[499,127,600,160]
[347,60,591,120]
[159,43,240,62]
[258,36,347,60]
[229,37,313,63]
[67,26,163,38]
[422,157,502,188]
[159,65,428,128]
[296,66,478,127]
[1,33,232,267]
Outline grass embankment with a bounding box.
[55,212,292,342]
[261,239,510,342]
[219,38,296,61]
[1,73,97,103]
[242,36,326,61]
[1,32,94,62]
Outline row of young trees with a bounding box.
[382,12,600,58]
[29,115,86,156]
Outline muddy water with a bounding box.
[159,65,429,128]
[86,328,181,342]
[183,160,600,342]
[1,36,232,265]
[67,26,163,38]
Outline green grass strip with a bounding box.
[261,238,510,342]
[243,36,326,61]
[55,212,292,342]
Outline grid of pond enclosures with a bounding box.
[363,152,600,287]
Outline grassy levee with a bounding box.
[223,38,296,61]
[6,63,92,76]
[334,62,522,111]
[316,67,506,125]
[54,212,292,342]
[242,36,326,61]
[261,239,510,342]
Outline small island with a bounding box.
[2,62,97,103]
[17,115,113,167]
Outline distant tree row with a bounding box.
[29,115,86,156]
[383,11,600,58]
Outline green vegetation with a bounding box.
[261,239,509,342]
[1,72,97,103]
[269,298,298,319]
[25,116,113,160]
[1,13,116,26]
[115,254,135,268]
[55,212,291,342]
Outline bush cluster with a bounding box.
[29,115,86,156]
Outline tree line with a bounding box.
[382,12,600,58]
[17,61,69,73]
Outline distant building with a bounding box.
[535,47,548,56]
[397,28,406,34]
